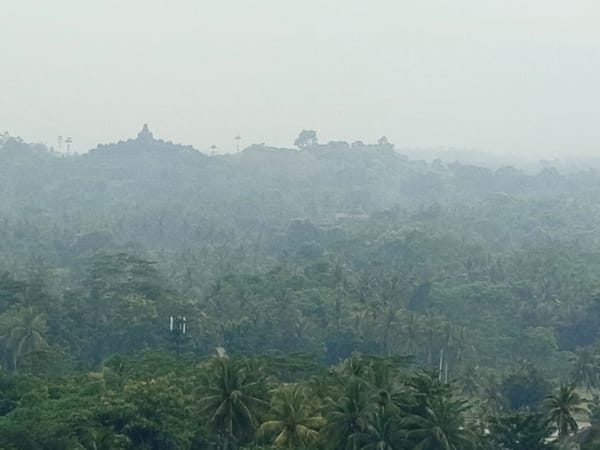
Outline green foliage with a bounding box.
[257,385,324,448]
[198,357,270,449]
[487,411,556,450]
[4,133,600,447]
[544,384,586,441]
[500,365,553,411]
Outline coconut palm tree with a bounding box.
[379,304,401,356]
[322,376,372,450]
[544,383,586,442]
[478,371,504,414]
[452,326,471,371]
[401,312,422,356]
[257,385,325,448]
[569,347,598,393]
[198,357,269,450]
[422,313,443,369]
[459,366,481,398]
[0,306,48,373]
[308,373,334,400]
[350,408,405,450]
[339,353,372,380]
[368,357,410,415]
[402,395,474,450]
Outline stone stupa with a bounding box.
[136,123,154,142]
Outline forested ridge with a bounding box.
[2,127,600,448]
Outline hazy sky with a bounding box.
[2,1,600,156]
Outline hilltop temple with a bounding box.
[136,123,154,142]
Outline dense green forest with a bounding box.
[3,126,600,448]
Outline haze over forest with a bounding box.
[4,2,600,449]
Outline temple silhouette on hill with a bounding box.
[87,123,203,159]
[136,123,154,142]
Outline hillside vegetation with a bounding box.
[2,127,600,448]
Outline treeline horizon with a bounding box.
[3,126,599,171]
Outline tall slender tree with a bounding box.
[403,396,474,450]
[544,383,586,442]
[0,306,48,373]
[323,376,372,450]
[569,347,598,393]
[198,358,269,450]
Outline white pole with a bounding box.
[444,360,449,383]
[170,316,173,331]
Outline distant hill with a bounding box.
[87,124,205,161]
